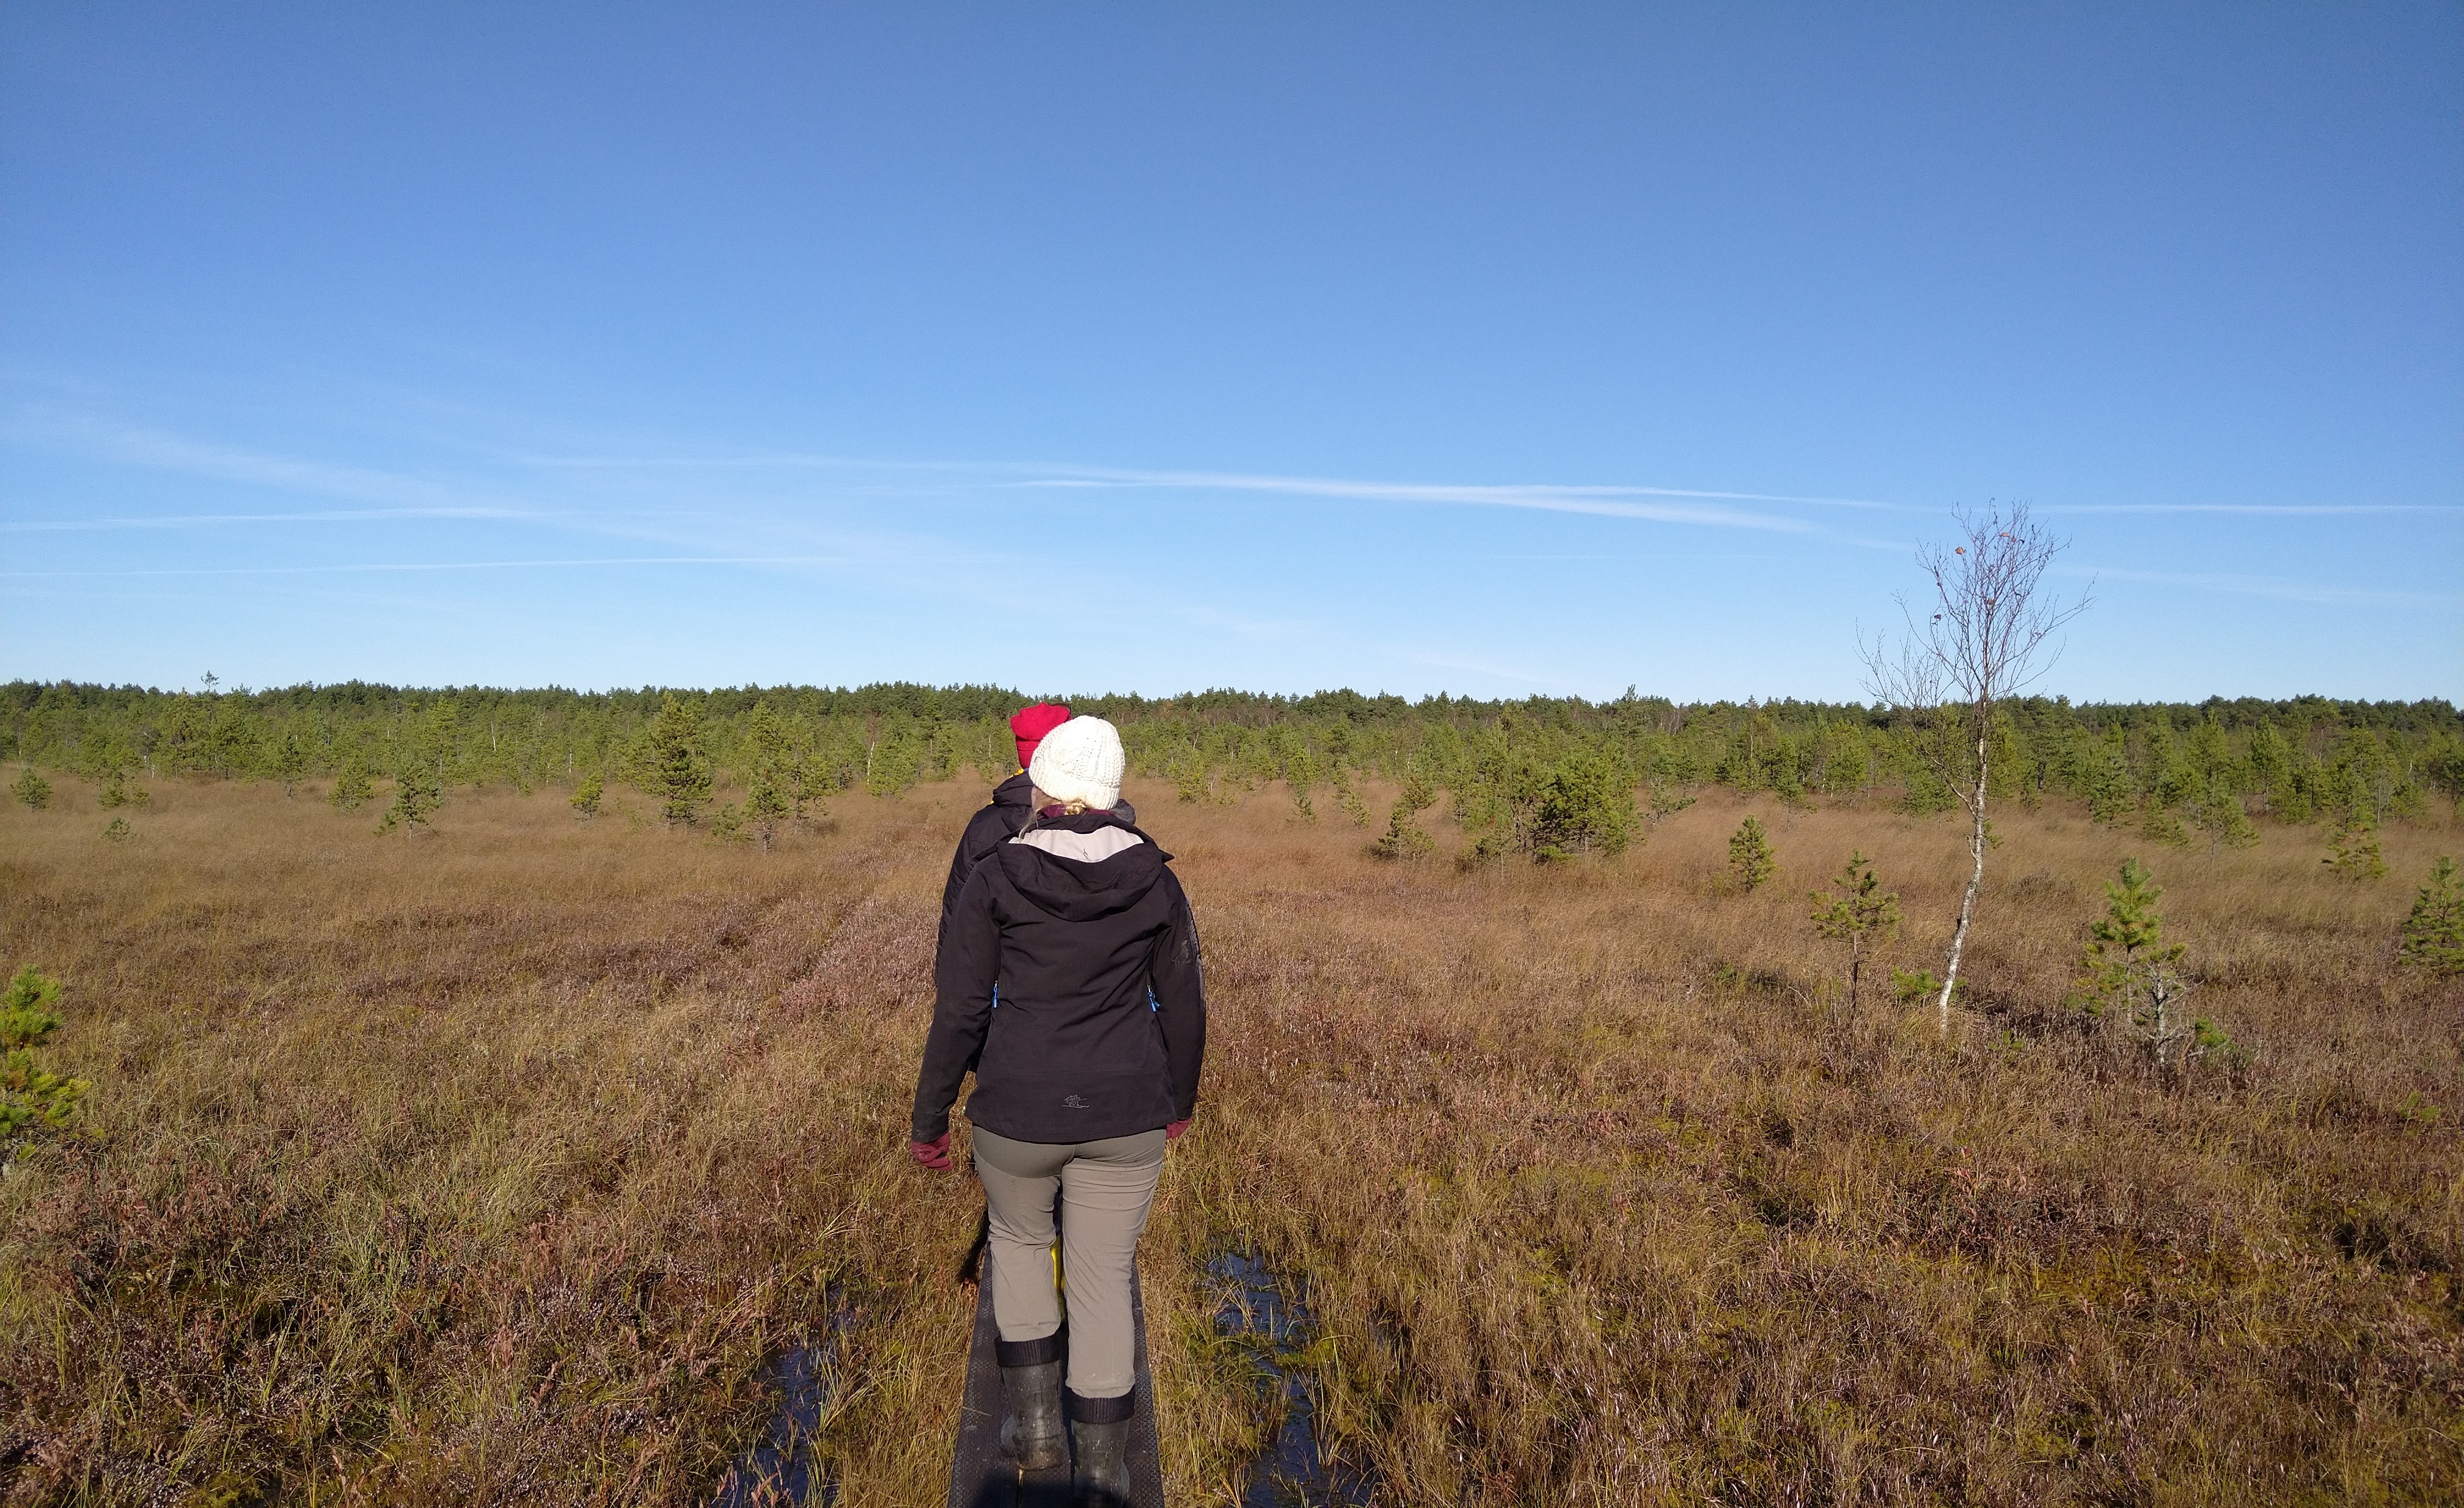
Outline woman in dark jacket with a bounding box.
[911,715,1205,1504]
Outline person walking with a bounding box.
[940,701,1136,941]
[911,715,1205,1505]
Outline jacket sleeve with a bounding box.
[914,866,1001,1142]
[1146,874,1208,1122]
[937,814,986,945]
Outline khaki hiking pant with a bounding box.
[972,1126,1167,1401]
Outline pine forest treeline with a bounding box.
[4,681,2458,857]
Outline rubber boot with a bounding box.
[996,1334,1068,1470]
[1066,1389,1135,1507]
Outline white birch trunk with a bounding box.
[1936,720,1989,1037]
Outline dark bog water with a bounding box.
[710,1307,852,1507]
[1208,1252,1377,1508]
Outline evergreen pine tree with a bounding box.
[330,751,375,811]
[96,763,150,810]
[570,770,605,820]
[1286,747,1319,822]
[2188,773,2258,852]
[2139,799,2191,847]
[2246,720,2293,814]
[743,760,791,849]
[643,695,712,825]
[1330,761,1373,827]
[1810,851,1901,1016]
[1171,744,1209,805]
[377,759,442,837]
[10,767,50,810]
[1646,783,1696,825]
[1728,815,1777,893]
[2323,816,2386,882]
[787,747,833,822]
[2077,726,2133,824]
[740,703,794,846]
[271,728,309,799]
[1,966,87,1163]
[2074,858,2198,1074]
[1370,772,1438,861]
[2398,857,2463,977]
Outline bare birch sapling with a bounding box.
[1864,504,2088,1037]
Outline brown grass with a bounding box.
[2,772,2458,1504]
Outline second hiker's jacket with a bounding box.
[914,808,1205,1146]
[940,772,1038,940]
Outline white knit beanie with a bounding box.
[1028,716,1126,811]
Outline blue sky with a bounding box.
[3,4,2457,702]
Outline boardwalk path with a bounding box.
[948,1251,1167,1508]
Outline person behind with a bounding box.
[940,701,1136,940]
[911,716,1204,1504]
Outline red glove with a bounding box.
[1164,1119,1191,1143]
[910,1133,952,1170]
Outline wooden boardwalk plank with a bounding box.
[949,1252,1166,1508]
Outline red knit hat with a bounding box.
[1008,701,1072,770]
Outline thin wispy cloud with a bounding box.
[0,555,849,579]
[9,410,512,513]
[1011,466,1827,530]
[1,507,535,533]
[2066,564,2458,609]
[2046,503,2458,516]
[518,450,1896,529]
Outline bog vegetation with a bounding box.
[1,669,2458,1504]
[6,678,2458,859]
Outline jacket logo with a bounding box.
[1063,1095,1089,1109]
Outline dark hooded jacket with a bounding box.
[940,772,1038,940]
[939,774,1138,942]
[912,809,1205,1146]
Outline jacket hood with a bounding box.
[997,811,1171,921]
[990,770,1036,807]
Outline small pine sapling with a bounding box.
[1529,751,1636,861]
[570,770,605,820]
[1286,749,1319,823]
[2075,858,2204,1077]
[271,729,309,799]
[378,759,442,837]
[1810,851,1901,1016]
[2138,801,2190,848]
[2398,856,2463,977]
[1172,747,1209,806]
[330,752,375,811]
[97,764,150,810]
[707,802,748,842]
[102,818,133,843]
[1330,763,1373,827]
[2323,817,2386,882]
[743,761,791,849]
[2,965,88,1162]
[644,695,713,825]
[1646,783,1696,826]
[1371,773,1439,862]
[1892,966,1954,1008]
[2188,775,2258,854]
[2077,728,2133,824]
[788,750,834,822]
[1728,815,1777,894]
[10,767,50,810]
